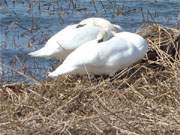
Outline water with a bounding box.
[0,0,180,83]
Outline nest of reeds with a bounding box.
[138,23,180,60]
[0,24,180,135]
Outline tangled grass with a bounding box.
[0,24,180,135]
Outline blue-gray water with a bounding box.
[0,0,180,83]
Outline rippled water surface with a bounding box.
[0,0,180,83]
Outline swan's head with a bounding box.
[77,17,122,32]
[96,30,113,43]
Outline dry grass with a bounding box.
[0,24,180,135]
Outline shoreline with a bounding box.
[0,23,180,134]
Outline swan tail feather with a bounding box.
[28,47,51,58]
[48,65,76,78]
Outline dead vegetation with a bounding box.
[0,24,180,135]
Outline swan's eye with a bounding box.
[76,24,86,28]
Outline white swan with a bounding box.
[48,32,148,78]
[28,17,122,60]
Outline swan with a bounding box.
[28,17,122,60]
[48,32,148,78]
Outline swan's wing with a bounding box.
[96,33,148,67]
[75,34,147,67]
[29,25,100,59]
[48,40,99,77]
[48,38,129,77]
[28,24,77,58]
[44,25,100,50]
[58,25,101,49]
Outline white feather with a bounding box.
[28,17,122,60]
[48,32,148,78]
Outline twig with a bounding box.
[27,88,50,101]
